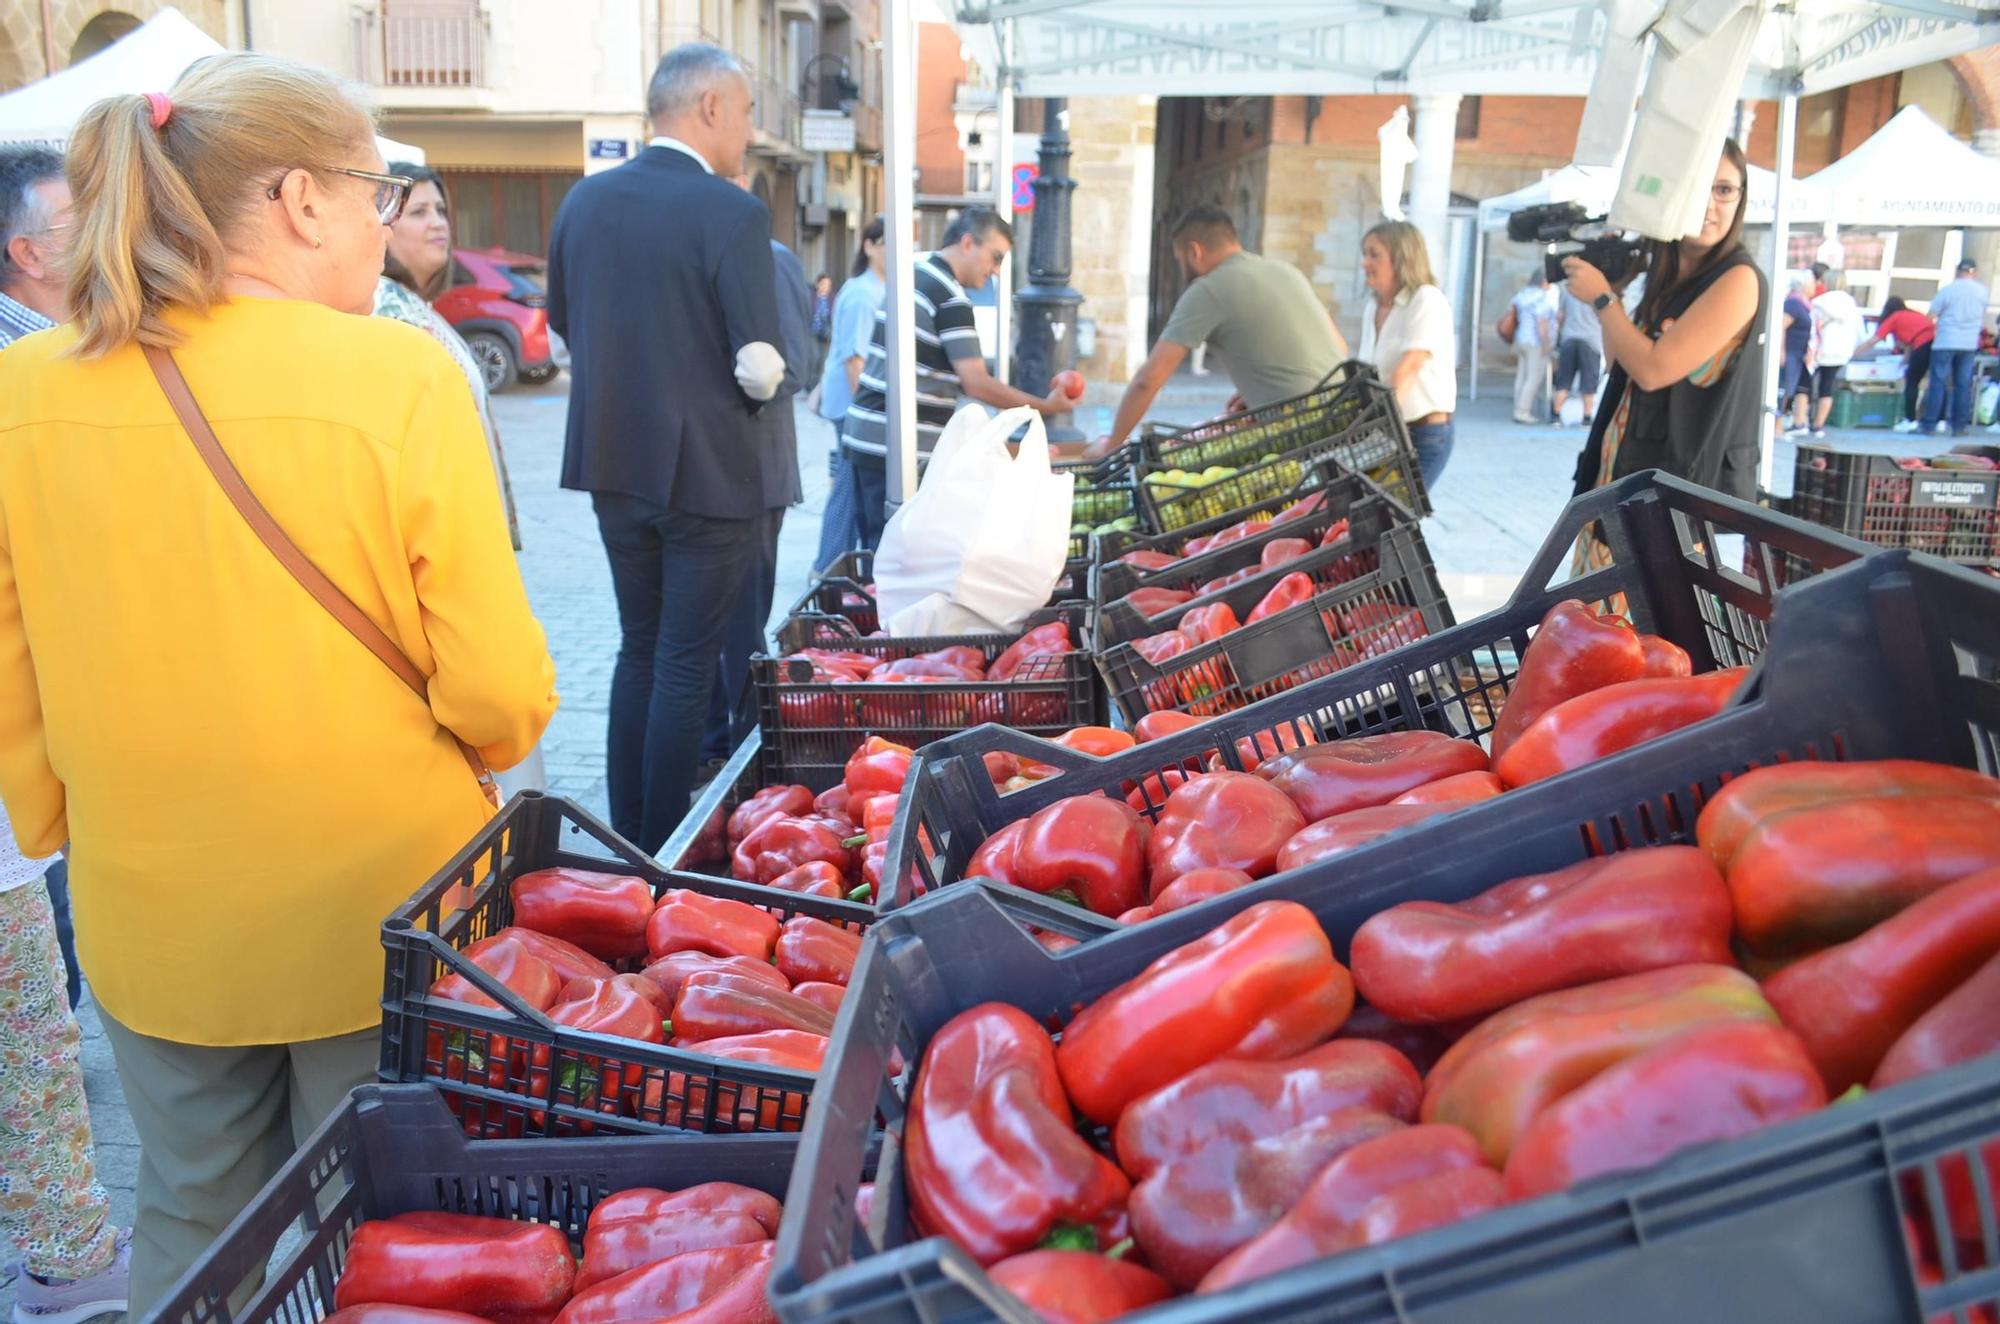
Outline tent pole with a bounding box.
[995,78,1016,385]
[1469,232,1484,400]
[1761,86,1797,496]
[883,0,919,509]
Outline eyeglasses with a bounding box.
[1711,182,1743,203]
[265,166,415,224]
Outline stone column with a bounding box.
[1408,94,1461,277]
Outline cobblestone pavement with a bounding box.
[12,365,1971,1321]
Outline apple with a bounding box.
[1052,370,1086,401]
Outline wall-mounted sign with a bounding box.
[588,138,632,160]
[802,110,857,154]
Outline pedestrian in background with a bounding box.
[547,43,789,852]
[1855,294,1935,433]
[813,215,886,571]
[704,172,810,776]
[0,144,84,1013]
[1923,258,1989,436]
[1358,219,1458,490]
[1508,268,1555,424]
[1551,279,1605,429]
[0,54,556,1313]
[1779,276,1814,435]
[1807,274,1862,438]
[808,272,833,384]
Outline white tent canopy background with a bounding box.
[0,7,424,164]
[1802,102,2000,227]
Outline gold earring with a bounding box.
[313,236,323,249]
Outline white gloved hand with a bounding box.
[734,341,785,402]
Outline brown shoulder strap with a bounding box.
[145,345,499,803]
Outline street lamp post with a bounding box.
[1012,97,1083,444]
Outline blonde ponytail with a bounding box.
[63,54,376,358]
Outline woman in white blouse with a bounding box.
[1357,220,1458,491]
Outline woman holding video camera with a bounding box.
[1563,138,1765,544]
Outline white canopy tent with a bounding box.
[0,7,424,164]
[1801,102,2000,227]
[873,0,2000,502]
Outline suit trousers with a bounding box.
[594,492,759,853]
[704,507,785,763]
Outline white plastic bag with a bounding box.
[874,403,1075,637]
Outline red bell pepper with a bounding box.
[577,1183,781,1292]
[1014,795,1148,917]
[671,970,836,1044]
[1147,772,1307,891]
[1149,866,1254,916]
[1696,759,2000,874]
[1130,1106,1408,1288]
[1274,492,1326,522]
[763,860,848,900]
[731,814,853,886]
[1726,794,2000,956]
[1123,767,1199,815]
[1257,731,1490,821]
[1764,865,2000,1092]
[1259,537,1313,571]
[1179,602,1241,645]
[789,981,846,1015]
[430,936,561,1016]
[987,1250,1172,1324]
[1117,549,1182,570]
[510,868,655,962]
[562,972,673,1021]
[1274,802,1460,873]
[1133,711,1202,743]
[334,1212,575,1324]
[467,927,614,986]
[1318,516,1352,548]
[1132,629,1194,667]
[1223,722,1319,775]
[530,977,666,1120]
[1488,600,1646,762]
[637,950,787,1004]
[1206,517,1272,550]
[990,622,1074,681]
[552,1241,775,1324]
[1337,1004,1468,1077]
[1350,846,1735,1024]
[814,783,853,821]
[1053,726,1136,759]
[844,736,914,802]
[680,805,727,870]
[1874,947,2000,1090]
[728,784,814,849]
[774,916,862,986]
[905,1002,1132,1264]
[324,1308,489,1324]
[1197,566,1261,597]
[1056,901,1354,1126]
[1423,963,1779,1166]
[983,751,1021,785]
[870,656,981,681]
[1197,1124,1493,1294]
[1245,572,1315,625]
[1503,1020,1826,1200]
[1390,769,1505,805]
[1639,634,1692,677]
[1114,1038,1424,1181]
[966,819,1026,888]
[1494,667,1748,788]
[649,1030,827,1132]
[645,890,782,963]
[1338,1163,1506,1250]
[1124,586,1196,618]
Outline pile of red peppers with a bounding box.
[770,621,1079,731]
[905,753,2000,1318]
[327,1178,787,1324]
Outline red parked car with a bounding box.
[435,247,559,394]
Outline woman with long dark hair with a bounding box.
[1565,138,1765,528]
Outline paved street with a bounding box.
[9,363,1976,1322]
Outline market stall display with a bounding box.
[787,549,1091,640]
[1787,443,2000,571]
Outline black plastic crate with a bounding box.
[786,549,1091,640]
[757,603,1102,791]
[1093,467,1383,606]
[1138,359,1371,472]
[660,730,778,874]
[148,1084,824,1324]
[1136,373,1428,528]
[881,470,1875,911]
[772,549,2000,1324]
[1094,484,1413,648]
[380,793,871,1138]
[1058,444,1142,559]
[1094,512,1450,723]
[1790,444,2000,568]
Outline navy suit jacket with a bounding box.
[761,238,810,510]
[548,146,786,520]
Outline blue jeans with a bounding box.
[1922,348,1977,433]
[1410,419,1455,492]
[850,449,890,551]
[44,858,81,1010]
[594,493,758,855]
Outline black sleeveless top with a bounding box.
[1572,247,1769,501]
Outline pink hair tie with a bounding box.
[144,92,171,130]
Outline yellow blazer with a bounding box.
[0,297,558,1045]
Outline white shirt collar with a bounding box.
[649,135,715,174]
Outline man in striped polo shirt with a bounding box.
[835,207,1075,550]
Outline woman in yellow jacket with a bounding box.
[0,55,557,1312]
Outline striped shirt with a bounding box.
[840,252,982,459]
[0,290,54,350]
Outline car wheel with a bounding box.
[464,332,515,395]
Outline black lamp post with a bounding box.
[1012,97,1084,444]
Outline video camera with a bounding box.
[1506,202,1645,288]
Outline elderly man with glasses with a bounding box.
[0,146,72,348]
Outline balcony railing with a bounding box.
[357,4,488,89]
[752,72,805,153]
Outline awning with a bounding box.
[1801,103,2000,227]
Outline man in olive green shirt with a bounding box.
[1083,205,1347,457]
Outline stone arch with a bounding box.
[1948,48,2000,134]
[69,10,142,65]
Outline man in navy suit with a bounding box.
[548,42,791,852]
